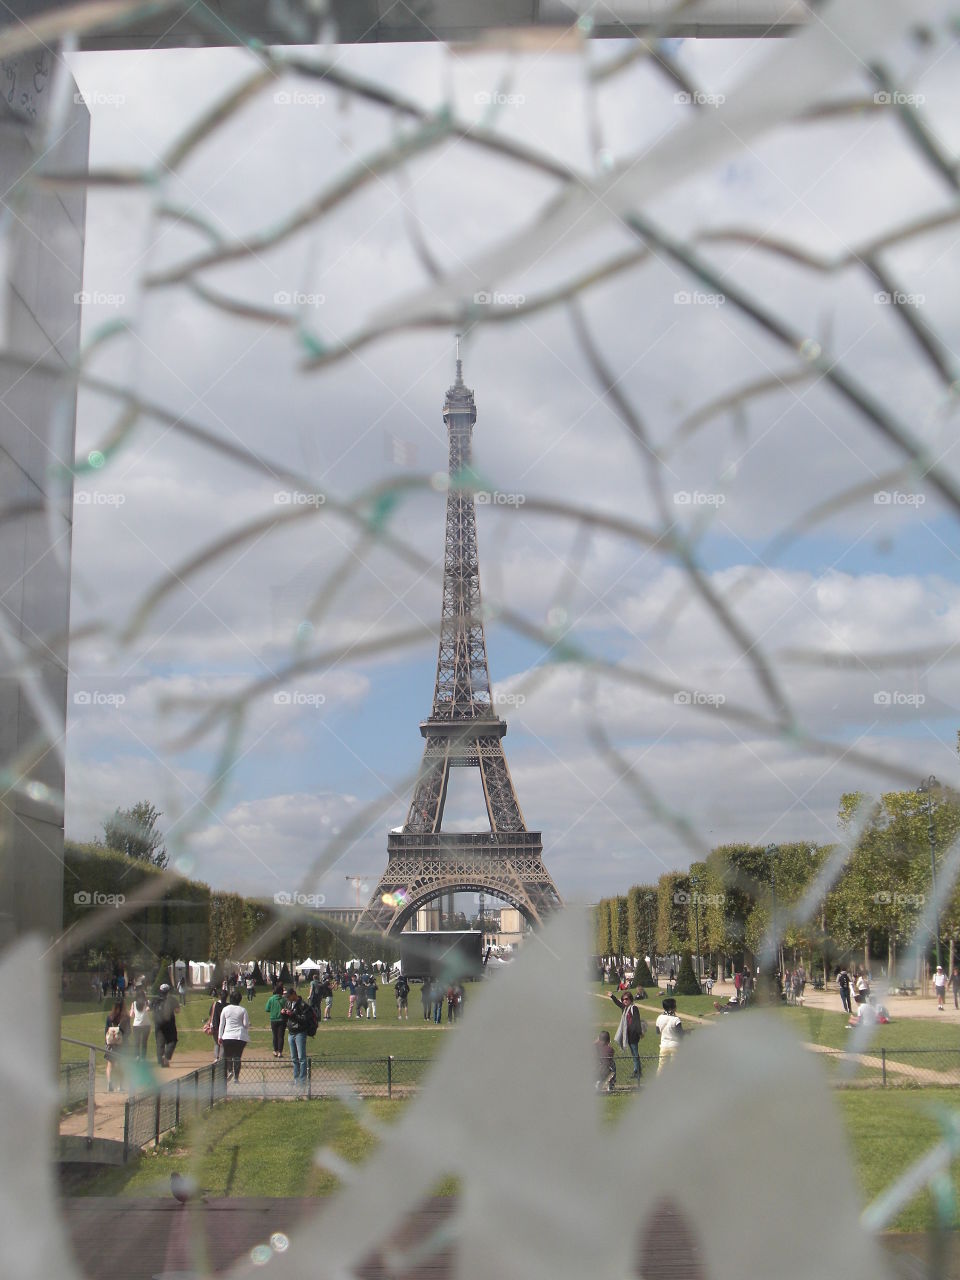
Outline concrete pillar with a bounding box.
[0,54,88,985]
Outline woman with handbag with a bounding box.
[205,987,226,1062]
[104,999,130,1093]
[128,987,152,1061]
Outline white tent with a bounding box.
[295,958,318,972]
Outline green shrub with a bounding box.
[673,950,701,995]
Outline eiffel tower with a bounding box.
[356,345,563,935]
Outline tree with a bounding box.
[673,950,701,995]
[102,801,168,869]
[595,900,613,956]
[627,885,658,966]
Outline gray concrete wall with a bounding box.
[0,52,87,957]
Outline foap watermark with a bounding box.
[74,890,125,907]
[273,89,326,107]
[273,891,327,906]
[674,690,726,707]
[873,690,925,707]
[74,290,125,307]
[674,289,725,307]
[274,489,326,507]
[73,691,126,707]
[274,290,325,307]
[474,90,526,107]
[476,490,526,506]
[674,90,725,107]
[493,691,526,707]
[473,290,526,308]
[873,490,925,506]
[871,891,925,907]
[274,690,326,708]
[74,90,125,108]
[674,491,725,507]
[673,890,726,905]
[874,90,925,107]
[874,290,925,308]
[74,491,125,507]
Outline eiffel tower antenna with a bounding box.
[356,351,562,936]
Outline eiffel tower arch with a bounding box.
[356,346,562,936]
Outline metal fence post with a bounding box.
[307,1058,312,1100]
[881,1048,886,1087]
[87,1048,96,1142]
[154,1091,161,1146]
[122,1099,129,1162]
[175,1077,181,1127]
[387,1055,393,1100]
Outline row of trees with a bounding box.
[594,783,960,982]
[63,841,400,979]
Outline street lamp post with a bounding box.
[917,775,942,972]
[690,876,703,988]
[765,843,780,984]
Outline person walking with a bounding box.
[395,974,410,1020]
[176,975,186,1007]
[245,973,256,1003]
[346,972,359,1019]
[152,984,179,1067]
[431,980,444,1025]
[655,997,683,1075]
[265,982,285,1058]
[218,989,251,1082]
[421,979,432,1021]
[281,987,310,1096]
[207,987,226,1062]
[364,971,378,1020]
[356,975,369,1020]
[734,971,742,1002]
[610,989,644,1079]
[104,999,130,1092]
[838,968,851,1014]
[128,987,152,1061]
[951,967,960,1010]
[935,965,947,1011]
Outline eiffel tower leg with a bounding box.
[404,739,450,833]
[477,738,525,832]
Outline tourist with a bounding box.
[346,971,359,1019]
[318,974,333,1021]
[265,982,285,1058]
[594,1030,615,1093]
[792,970,803,1007]
[245,973,256,1002]
[152,983,179,1068]
[365,971,378,1020]
[855,971,869,1003]
[837,968,851,1013]
[357,975,369,1020]
[176,975,186,1007]
[421,979,432,1021]
[104,998,130,1093]
[951,967,960,1010]
[431,979,444,1024]
[453,984,464,1021]
[734,971,742,1002]
[610,989,644,1079]
[207,987,226,1062]
[128,987,151,1061]
[446,985,456,1023]
[281,987,310,1095]
[395,974,410,1020]
[218,988,250,1082]
[934,965,947,1011]
[655,997,683,1074]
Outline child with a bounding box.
[594,1029,616,1093]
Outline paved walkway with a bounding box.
[61,1051,223,1144]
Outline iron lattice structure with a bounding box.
[356,355,563,935]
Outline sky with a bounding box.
[61,17,960,909]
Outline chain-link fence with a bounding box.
[821,1046,960,1089]
[59,1061,92,1115]
[220,1055,431,1100]
[123,1059,227,1157]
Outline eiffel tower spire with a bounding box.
[356,345,562,935]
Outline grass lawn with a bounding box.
[60,987,453,1071]
[68,1099,458,1199]
[773,1005,960,1052]
[69,1084,960,1231]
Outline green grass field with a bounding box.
[63,983,960,1229]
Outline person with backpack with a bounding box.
[205,987,226,1062]
[610,989,644,1079]
[395,974,410,1020]
[317,975,333,1021]
[265,982,285,1057]
[281,987,313,1094]
[346,972,359,1019]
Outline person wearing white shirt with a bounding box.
[218,989,251,1081]
[655,997,683,1074]
[934,965,947,1011]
